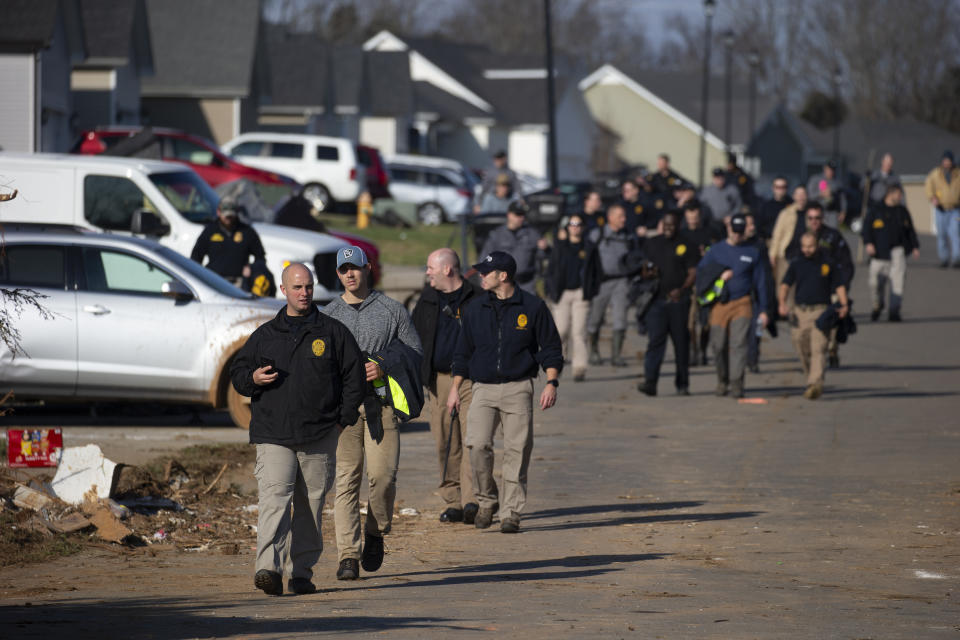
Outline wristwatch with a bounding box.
[547,379,559,388]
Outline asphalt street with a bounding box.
[1,237,958,638]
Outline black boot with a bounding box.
[610,330,627,367]
[588,331,603,365]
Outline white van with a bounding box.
[221,133,362,211]
[0,153,348,301]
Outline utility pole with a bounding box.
[698,0,716,187]
[544,0,558,189]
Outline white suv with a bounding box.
[222,133,363,211]
[0,227,281,428]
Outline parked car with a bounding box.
[221,133,363,212]
[0,153,348,301]
[0,226,281,428]
[386,154,477,225]
[356,144,391,199]
[72,127,300,209]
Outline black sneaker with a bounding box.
[439,507,463,523]
[870,307,882,321]
[336,558,359,581]
[254,569,283,596]
[462,502,479,525]
[474,507,494,529]
[676,387,690,396]
[361,533,384,572]
[500,516,520,533]
[287,578,316,595]
[637,381,656,396]
[888,311,902,322]
[730,383,745,399]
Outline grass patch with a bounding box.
[0,511,84,567]
[317,214,476,266]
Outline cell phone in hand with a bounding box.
[260,358,276,372]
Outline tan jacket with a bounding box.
[769,203,800,262]
[925,166,960,210]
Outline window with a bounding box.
[84,175,160,231]
[81,248,173,296]
[171,139,215,166]
[148,171,218,224]
[389,167,422,184]
[427,171,457,187]
[0,245,66,289]
[269,143,303,159]
[230,141,264,157]
[316,145,339,161]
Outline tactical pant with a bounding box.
[466,379,534,522]
[587,277,630,333]
[790,304,829,387]
[709,295,753,387]
[550,287,590,374]
[254,429,338,580]
[644,297,691,390]
[428,373,474,508]
[869,247,906,313]
[334,404,399,561]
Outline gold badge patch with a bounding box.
[873,219,884,229]
[597,216,605,226]
[516,313,528,329]
[635,205,644,214]
[234,231,243,242]
[579,249,586,259]
[210,233,224,242]
[676,244,687,256]
[821,263,830,276]
[655,199,664,209]
[311,339,326,357]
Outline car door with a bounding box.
[387,166,426,204]
[0,244,78,395]
[75,246,207,399]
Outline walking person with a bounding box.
[778,233,850,399]
[480,200,548,294]
[636,211,697,396]
[447,251,563,534]
[411,249,481,524]
[545,214,590,382]
[584,203,638,367]
[696,213,770,398]
[680,200,720,366]
[321,246,423,580]
[924,150,960,268]
[230,263,365,596]
[862,184,920,321]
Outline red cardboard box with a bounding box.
[7,429,63,467]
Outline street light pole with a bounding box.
[832,65,842,165]
[747,49,759,139]
[698,0,715,188]
[723,30,734,152]
[543,0,559,189]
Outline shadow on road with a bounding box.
[523,510,762,533]
[0,403,234,427]
[524,501,704,521]
[0,600,475,637]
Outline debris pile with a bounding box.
[1,444,258,564]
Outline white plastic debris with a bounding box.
[399,507,420,517]
[49,445,120,505]
[242,504,258,513]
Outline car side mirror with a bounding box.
[131,208,170,236]
[161,280,194,301]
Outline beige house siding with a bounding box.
[583,83,726,184]
[199,98,239,145]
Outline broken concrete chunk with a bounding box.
[50,445,121,505]
[12,485,54,511]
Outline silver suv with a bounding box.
[0,226,281,428]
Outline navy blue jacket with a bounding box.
[453,287,563,383]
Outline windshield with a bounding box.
[148,170,220,224]
[154,246,255,299]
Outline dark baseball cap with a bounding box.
[507,200,529,216]
[730,213,747,233]
[712,167,725,177]
[218,194,241,216]
[472,251,516,278]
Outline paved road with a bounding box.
[1,240,958,638]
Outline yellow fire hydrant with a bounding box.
[356,191,372,229]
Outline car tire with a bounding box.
[227,382,251,430]
[303,183,332,212]
[417,202,445,226]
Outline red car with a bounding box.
[73,127,300,208]
[356,144,391,199]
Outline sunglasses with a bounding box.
[568,221,583,227]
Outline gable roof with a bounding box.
[0,0,85,57]
[141,0,259,98]
[413,81,489,122]
[76,0,152,72]
[365,51,412,117]
[259,25,327,111]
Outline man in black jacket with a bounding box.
[411,248,481,525]
[191,195,266,286]
[231,263,365,596]
[862,184,920,321]
[447,251,563,534]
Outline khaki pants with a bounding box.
[790,304,828,386]
[254,428,338,580]
[466,379,534,522]
[334,403,399,561]
[868,247,906,313]
[428,373,474,507]
[709,295,753,387]
[550,287,589,374]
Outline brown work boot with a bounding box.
[474,507,495,529]
[803,384,823,400]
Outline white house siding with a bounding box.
[508,127,547,179]
[360,117,397,157]
[0,55,35,152]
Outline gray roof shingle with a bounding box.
[365,51,412,117]
[260,25,327,109]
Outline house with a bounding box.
[579,63,776,184]
[359,30,595,179]
[140,0,261,145]
[71,0,153,131]
[0,0,85,152]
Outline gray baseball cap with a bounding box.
[336,246,368,269]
